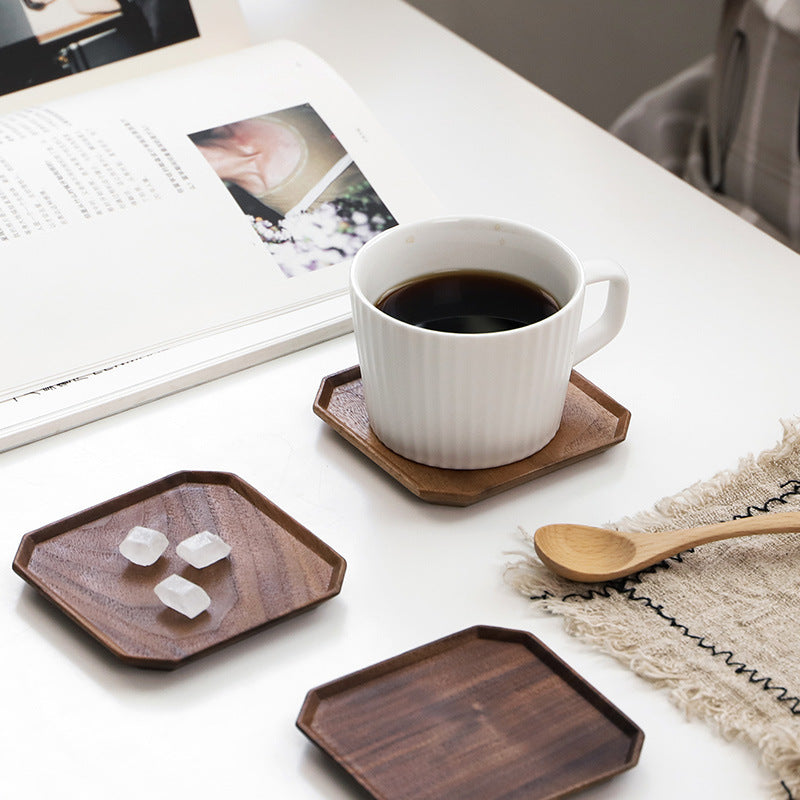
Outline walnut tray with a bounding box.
[12,470,346,669]
[297,625,644,799]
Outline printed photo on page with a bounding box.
[188,103,398,278]
[0,0,199,97]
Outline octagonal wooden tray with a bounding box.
[314,366,630,506]
[12,470,346,669]
[297,625,644,800]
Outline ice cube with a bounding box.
[154,574,210,619]
[176,530,231,569]
[119,526,168,566]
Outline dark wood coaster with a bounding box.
[297,625,644,800]
[12,471,346,669]
[313,366,630,506]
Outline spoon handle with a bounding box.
[636,511,800,562]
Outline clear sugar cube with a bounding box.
[119,526,168,566]
[154,574,210,619]
[176,530,231,568]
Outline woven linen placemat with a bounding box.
[506,420,800,799]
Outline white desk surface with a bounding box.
[4,1,799,797]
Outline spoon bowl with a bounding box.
[533,511,800,582]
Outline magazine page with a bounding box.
[0,39,441,449]
[0,0,249,112]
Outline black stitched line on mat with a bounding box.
[529,478,800,730]
[731,478,800,518]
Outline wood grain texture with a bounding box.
[534,511,800,582]
[12,471,346,669]
[297,625,643,800]
[313,367,630,506]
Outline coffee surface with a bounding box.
[375,270,560,333]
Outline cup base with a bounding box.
[376,429,560,471]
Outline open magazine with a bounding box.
[0,1,441,452]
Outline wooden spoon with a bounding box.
[533,511,800,582]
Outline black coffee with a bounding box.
[375,270,560,334]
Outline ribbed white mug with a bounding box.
[350,216,629,469]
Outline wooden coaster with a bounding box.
[12,471,346,669]
[313,366,630,506]
[297,625,644,800]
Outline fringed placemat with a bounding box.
[506,420,800,799]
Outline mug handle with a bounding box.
[573,258,629,365]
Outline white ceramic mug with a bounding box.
[350,216,629,469]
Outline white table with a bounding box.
[4,1,798,797]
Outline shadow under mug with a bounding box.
[350,216,629,469]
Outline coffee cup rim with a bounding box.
[350,215,585,337]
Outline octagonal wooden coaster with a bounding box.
[297,625,644,799]
[12,470,346,669]
[313,366,630,506]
